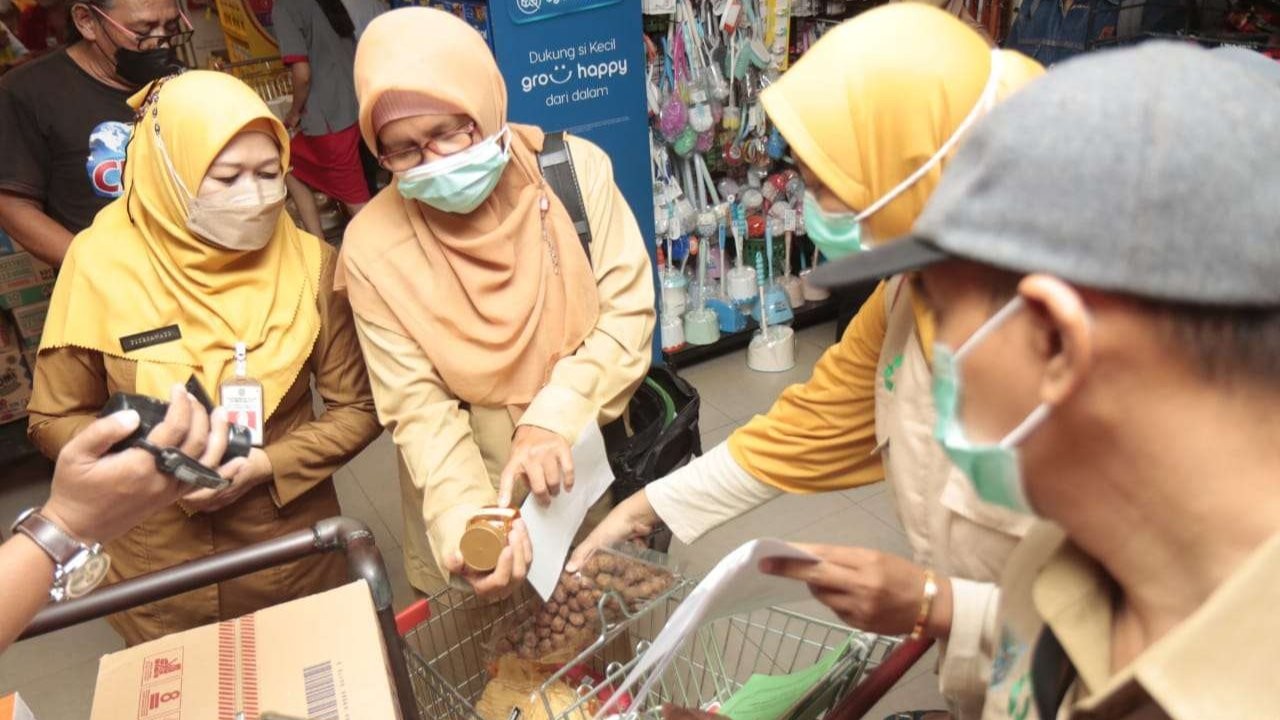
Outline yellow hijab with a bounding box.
[336,7,599,409]
[728,6,1044,494]
[760,3,1043,242]
[41,71,324,420]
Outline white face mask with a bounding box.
[853,50,1005,224]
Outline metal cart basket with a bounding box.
[399,571,905,720]
[20,517,929,720]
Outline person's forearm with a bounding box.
[925,576,956,640]
[287,63,312,118]
[0,191,73,265]
[646,442,782,544]
[0,535,56,652]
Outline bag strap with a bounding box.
[538,131,594,265]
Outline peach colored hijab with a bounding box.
[336,7,599,408]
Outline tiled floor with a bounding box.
[0,321,946,718]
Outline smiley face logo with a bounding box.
[550,63,573,84]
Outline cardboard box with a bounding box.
[0,693,38,720]
[10,302,46,350]
[0,350,32,425]
[91,581,402,720]
[21,348,36,376]
[0,253,54,294]
[0,283,54,311]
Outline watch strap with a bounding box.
[14,511,84,567]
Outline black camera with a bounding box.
[100,392,252,467]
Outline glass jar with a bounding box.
[459,507,520,573]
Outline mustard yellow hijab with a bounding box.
[42,70,324,420]
[760,3,1044,242]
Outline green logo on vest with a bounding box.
[1008,675,1032,720]
[883,354,904,392]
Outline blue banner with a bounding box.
[488,0,660,360]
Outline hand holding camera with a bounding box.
[46,385,245,545]
[99,383,253,491]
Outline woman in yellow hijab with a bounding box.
[338,8,654,599]
[27,70,382,645]
[574,5,1043,717]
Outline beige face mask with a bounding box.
[156,129,287,252]
[185,180,287,252]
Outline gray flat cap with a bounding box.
[812,41,1280,308]
[1210,45,1280,85]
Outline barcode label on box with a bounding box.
[303,662,338,720]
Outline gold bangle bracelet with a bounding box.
[910,569,938,640]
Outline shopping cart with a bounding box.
[208,55,294,102]
[19,517,932,720]
[397,562,927,720]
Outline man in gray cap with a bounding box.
[770,41,1280,718]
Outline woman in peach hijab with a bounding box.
[337,7,655,598]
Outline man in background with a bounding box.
[0,0,185,265]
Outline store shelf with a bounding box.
[663,298,836,368]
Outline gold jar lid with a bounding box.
[460,507,519,573]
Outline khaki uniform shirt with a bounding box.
[27,250,382,645]
[352,136,656,593]
[985,524,1280,719]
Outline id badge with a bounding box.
[221,381,264,446]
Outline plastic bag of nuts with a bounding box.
[489,544,677,668]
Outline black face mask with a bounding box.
[114,46,183,88]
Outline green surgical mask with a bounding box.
[397,126,511,214]
[804,191,863,260]
[931,297,1050,515]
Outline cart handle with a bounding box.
[825,637,936,720]
[19,516,420,720]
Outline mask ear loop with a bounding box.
[153,128,195,215]
[950,294,1053,449]
[855,49,1006,223]
[954,295,1024,359]
[1001,404,1051,448]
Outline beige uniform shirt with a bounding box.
[354,136,655,592]
[984,524,1280,719]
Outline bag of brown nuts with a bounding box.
[490,545,678,668]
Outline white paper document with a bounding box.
[596,538,820,718]
[521,422,615,601]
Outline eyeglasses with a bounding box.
[91,4,195,51]
[378,121,478,172]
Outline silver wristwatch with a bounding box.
[11,508,111,602]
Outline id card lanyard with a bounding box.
[220,342,265,446]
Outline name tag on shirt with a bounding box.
[119,325,182,353]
